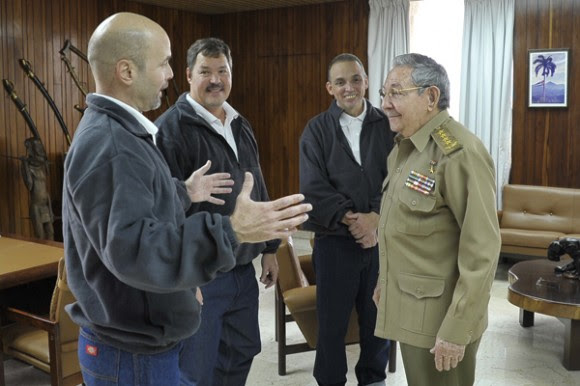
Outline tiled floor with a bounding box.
[246,232,580,386]
[5,231,580,385]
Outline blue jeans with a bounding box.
[179,263,261,386]
[78,327,182,386]
[313,235,391,386]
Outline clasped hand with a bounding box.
[342,211,379,248]
[429,337,466,372]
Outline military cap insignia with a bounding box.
[432,126,462,155]
[405,170,435,195]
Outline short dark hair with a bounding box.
[392,53,450,110]
[186,37,232,70]
[327,53,367,81]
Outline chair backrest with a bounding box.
[49,258,78,345]
[49,257,81,382]
[276,237,310,293]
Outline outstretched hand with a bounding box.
[230,173,312,243]
[185,160,234,205]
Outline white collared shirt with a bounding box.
[95,93,159,145]
[186,94,239,159]
[339,102,367,165]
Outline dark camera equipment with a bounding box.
[547,237,580,279]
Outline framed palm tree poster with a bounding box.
[528,48,569,108]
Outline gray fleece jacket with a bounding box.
[62,94,238,353]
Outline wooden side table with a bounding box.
[508,258,580,370]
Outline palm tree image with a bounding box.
[533,54,556,103]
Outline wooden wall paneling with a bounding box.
[34,0,62,235]
[19,0,37,236]
[7,0,30,236]
[288,54,325,195]
[57,0,85,136]
[513,0,537,185]
[47,0,67,206]
[124,0,212,121]
[0,0,10,232]
[212,0,368,199]
[545,0,572,187]
[352,0,368,60]
[0,0,212,237]
[161,10,180,104]
[1,0,368,236]
[561,0,578,188]
[512,0,579,189]
[547,0,574,188]
[10,0,25,236]
[323,1,349,57]
[572,0,580,188]
[164,5,212,102]
[517,0,539,186]
[263,55,290,198]
[529,0,548,187]
[510,0,527,185]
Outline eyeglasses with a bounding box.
[379,86,428,100]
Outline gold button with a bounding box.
[411,200,417,206]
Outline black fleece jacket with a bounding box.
[299,100,394,237]
[155,93,280,264]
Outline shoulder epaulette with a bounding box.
[432,126,463,155]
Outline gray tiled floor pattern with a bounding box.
[4,231,580,385]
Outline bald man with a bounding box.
[62,12,311,385]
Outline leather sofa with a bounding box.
[499,184,580,259]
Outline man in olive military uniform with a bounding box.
[373,53,500,386]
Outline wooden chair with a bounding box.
[275,236,396,375]
[1,257,83,386]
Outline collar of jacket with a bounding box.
[174,92,242,132]
[395,109,450,152]
[328,99,386,126]
[86,94,152,141]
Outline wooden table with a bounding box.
[0,234,63,386]
[508,259,580,370]
[0,235,63,289]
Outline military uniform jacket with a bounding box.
[375,110,501,349]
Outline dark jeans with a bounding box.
[78,327,182,386]
[179,263,261,386]
[313,235,390,386]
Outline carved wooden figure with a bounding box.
[20,137,55,240]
